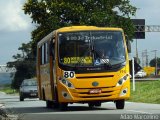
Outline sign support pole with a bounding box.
[132,58,135,91]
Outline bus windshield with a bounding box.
[58,31,126,68]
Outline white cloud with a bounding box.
[0,0,31,31]
[130,0,160,25]
[130,0,160,61]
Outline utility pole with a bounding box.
[151,50,157,75]
[146,50,149,67]
[143,50,148,67]
[141,51,145,67]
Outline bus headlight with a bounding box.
[116,74,129,86]
[60,78,74,89]
[120,88,128,96]
[62,91,71,99]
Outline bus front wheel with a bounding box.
[88,102,101,108]
[59,103,68,111]
[115,100,125,109]
[88,103,94,108]
[94,102,101,107]
[53,88,59,109]
[46,100,53,108]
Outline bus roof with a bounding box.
[57,26,123,32]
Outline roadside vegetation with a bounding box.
[0,84,18,94]
[129,80,160,104]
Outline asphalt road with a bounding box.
[0,92,160,120]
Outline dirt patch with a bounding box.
[0,105,23,120]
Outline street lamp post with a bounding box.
[135,8,140,63]
[136,39,138,63]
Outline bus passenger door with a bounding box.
[49,39,55,100]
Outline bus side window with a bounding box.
[40,42,49,65]
[45,42,49,63]
[41,45,45,65]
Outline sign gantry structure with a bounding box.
[135,25,160,32]
[0,65,16,73]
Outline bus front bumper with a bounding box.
[57,81,130,103]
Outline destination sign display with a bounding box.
[63,57,93,64]
[66,35,113,41]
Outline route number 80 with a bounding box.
[64,71,75,78]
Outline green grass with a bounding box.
[0,84,18,94]
[129,80,160,104]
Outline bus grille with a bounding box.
[80,95,111,98]
[71,86,119,99]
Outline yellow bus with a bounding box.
[37,26,130,110]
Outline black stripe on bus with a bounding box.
[76,75,114,79]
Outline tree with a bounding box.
[7,42,36,90]
[23,0,137,56]
[149,57,160,68]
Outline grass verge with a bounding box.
[129,80,160,104]
[0,84,18,94]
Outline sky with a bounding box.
[130,0,160,66]
[0,0,33,65]
[0,0,160,65]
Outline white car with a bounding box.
[19,78,38,101]
[135,70,147,78]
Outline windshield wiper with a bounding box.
[111,61,126,69]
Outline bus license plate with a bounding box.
[89,89,102,94]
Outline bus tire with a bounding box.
[42,89,46,101]
[59,103,68,111]
[46,100,53,108]
[88,103,94,108]
[53,89,59,109]
[94,102,101,107]
[115,99,125,109]
[53,102,59,109]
